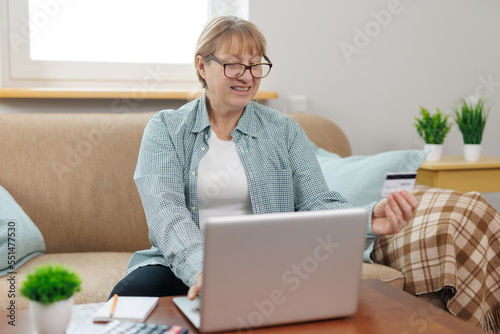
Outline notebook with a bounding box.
[93,296,159,323]
[173,208,369,333]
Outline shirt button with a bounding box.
[201,147,205,151]
[245,135,249,139]
[191,171,196,176]
[191,206,196,211]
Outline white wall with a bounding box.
[253,0,499,155]
[251,0,500,210]
[1,0,499,210]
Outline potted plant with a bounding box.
[414,106,451,161]
[454,96,489,161]
[20,264,81,334]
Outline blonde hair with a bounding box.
[195,16,268,88]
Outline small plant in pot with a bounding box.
[414,106,451,161]
[454,96,489,161]
[20,264,81,334]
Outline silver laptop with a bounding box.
[173,208,368,333]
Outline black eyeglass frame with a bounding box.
[208,54,273,79]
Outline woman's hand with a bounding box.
[187,273,203,300]
[371,190,419,235]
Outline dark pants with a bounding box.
[109,265,189,299]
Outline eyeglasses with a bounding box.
[208,54,273,79]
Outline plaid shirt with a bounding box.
[128,93,375,287]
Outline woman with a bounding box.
[110,16,418,299]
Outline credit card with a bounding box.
[381,172,417,197]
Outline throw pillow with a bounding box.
[311,143,427,207]
[0,185,45,277]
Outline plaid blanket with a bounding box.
[372,184,500,334]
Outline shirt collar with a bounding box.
[234,102,259,138]
[191,92,259,138]
[192,92,211,134]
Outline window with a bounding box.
[2,0,248,88]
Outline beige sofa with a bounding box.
[0,111,406,311]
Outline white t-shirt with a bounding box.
[197,131,253,232]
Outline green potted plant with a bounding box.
[20,264,81,334]
[454,96,489,161]
[414,106,451,161]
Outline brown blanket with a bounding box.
[372,184,500,333]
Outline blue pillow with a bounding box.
[0,186,45,277]
[311,143,427,207]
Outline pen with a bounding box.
[110,294,118,318]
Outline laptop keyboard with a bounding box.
[96,320,188,334]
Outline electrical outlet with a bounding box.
[287,95,307,113]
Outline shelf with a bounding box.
[417,155,500,193]
[419,155,500,170]
[0,88,278,100]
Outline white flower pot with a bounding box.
[424,144,443,161]
[29,296,73,334]
[464,144,482,162]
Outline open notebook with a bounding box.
[93,296,159,323]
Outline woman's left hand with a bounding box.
[371,190,419,235]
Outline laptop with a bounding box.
[173,208,369,333]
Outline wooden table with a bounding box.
[417,155,500,193]
[1,279,483,333]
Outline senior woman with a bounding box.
[110,16,418,299]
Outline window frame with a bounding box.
[1,0,248,89]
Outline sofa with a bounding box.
[1,111,498,333]
[0,111,404,311]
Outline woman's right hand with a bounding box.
[187,273,203,300]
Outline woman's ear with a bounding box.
[196,55,207,80]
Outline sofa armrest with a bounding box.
[285,112,352,157]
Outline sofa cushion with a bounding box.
[0,252,131,310]
[2,254,405,311]
[311,144,427,207]
[361,263,405,290]
[0,185,45,277]
[0,113,153,253]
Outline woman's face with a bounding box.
[197,43,262,114]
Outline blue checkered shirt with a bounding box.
[128,93,375,287]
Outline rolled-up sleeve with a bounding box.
[134,115,203,287]
[286,121,377,253]
[286,122,351,211]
